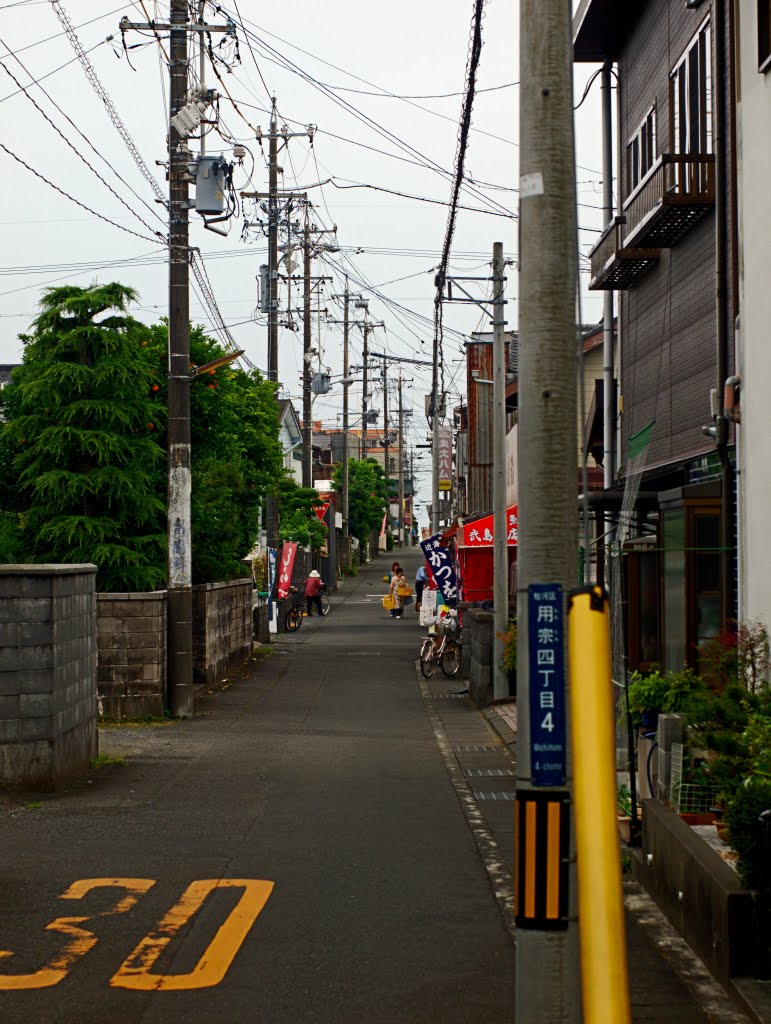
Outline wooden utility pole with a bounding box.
[166,0,193,718]
[516,0,581,1018]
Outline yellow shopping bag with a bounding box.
[382,595,395,610]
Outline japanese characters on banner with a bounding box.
[267,547,277,633]
[277,542,298,600]
[527,584,567,787]
[461,504,518,547]
[420,534,458,605]
[437,427,453,492]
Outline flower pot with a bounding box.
[639,710,659,731]
[617,816,632,844]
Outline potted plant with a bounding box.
[625,668,670,730]
[499,618,517,693]
[617,783,634,844]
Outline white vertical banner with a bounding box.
[437,426,453,492]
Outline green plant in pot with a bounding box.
[625,668,670,729]
[499,618,517,676]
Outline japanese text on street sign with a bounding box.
[438,426,453,492]
[420,534,457,604]
[462,504,518,547]
[527,584,567,787]
[277,541,298,600]
[313,502,330,523]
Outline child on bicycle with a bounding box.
[304,570,324,617]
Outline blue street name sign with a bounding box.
[527,583,567,787]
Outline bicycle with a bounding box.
[284,587,305,633]
[419,615,461,679]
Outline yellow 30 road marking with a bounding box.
[0,879,156,990]
[110,879,274,991]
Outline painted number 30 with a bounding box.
[0,877,274,991]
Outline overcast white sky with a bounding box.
[0,0,606,523]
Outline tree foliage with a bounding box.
[277,476,326,549]
[1,284,165,590]
[0,286,284,590]
[144,322,282,584]
[333,458,387,545]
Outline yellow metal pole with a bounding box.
[568,585,631,1024]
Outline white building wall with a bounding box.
[736,4,771,643]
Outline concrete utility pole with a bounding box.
[431,393,440,534]
[267,99,279,384]
[492,242,508,702]
[302,213,312,487]
[517,0,581,1018]
[398,374,405,543]
[342,280,351,541]
[361,321,370,462]
[166,0,193,719]
[382,358,390,489]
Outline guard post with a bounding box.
[567,585,631,1024]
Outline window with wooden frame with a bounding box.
[626,107,656,194]
[670,20,713,155]
[759,1,771,72]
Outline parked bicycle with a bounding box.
[420,613,461,678]
[284,585,330,632]
[284,587,305,632]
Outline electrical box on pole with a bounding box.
[194,155,227,214]
[258,265,269,313]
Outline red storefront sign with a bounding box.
[461,504,518,547]
[277,541,298,599]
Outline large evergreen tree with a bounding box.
[1,283,165,590]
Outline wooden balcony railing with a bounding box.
[588,216,660,291]
[622,153,715,249]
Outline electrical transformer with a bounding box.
[195,156,226,215]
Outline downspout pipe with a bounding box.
[713,0,734,629]
[601,62,615,491]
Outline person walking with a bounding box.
[389,565,407,619]
[415,563,428,614]
[304,570,324,617]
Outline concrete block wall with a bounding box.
[465,608,494,708]
[193,578,252,687]
[96,592,166,720]
[0,565,97,790]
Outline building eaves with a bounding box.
[573,0,646,62]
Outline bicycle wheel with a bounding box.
[420,638,436,678]
[285,605,302,632]
[320,594,330,616]
[441,640,461,678]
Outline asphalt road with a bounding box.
[0,549,515,1023]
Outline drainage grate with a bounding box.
[472,791,517,801]
[464,767,516,778]
[452,744,499,753]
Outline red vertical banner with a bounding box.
[277,542,298,599]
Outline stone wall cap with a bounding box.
[193,578,252,593]
[0,564,97,575]
[98,591,167,600]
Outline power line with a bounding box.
[0,140,162,244]
[0,57,166,241]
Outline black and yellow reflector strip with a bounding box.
[514,789,569,930]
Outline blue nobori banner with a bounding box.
[420,534,458,605]
[527,583,567,787]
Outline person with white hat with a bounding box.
[304,569,325,617]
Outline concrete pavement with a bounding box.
[0,549,753,1022]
